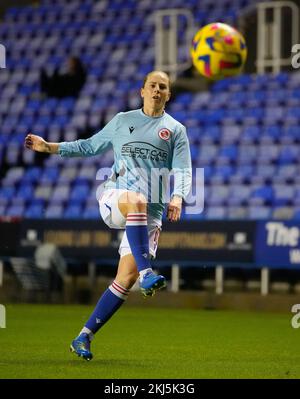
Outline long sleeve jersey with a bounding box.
[59,108,192,220]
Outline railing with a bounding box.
[154,9,194,81]
[256,1,299,73]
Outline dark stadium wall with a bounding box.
[240,12,257,74]
[0,0,37,19]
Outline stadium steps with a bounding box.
[10,257,51,301]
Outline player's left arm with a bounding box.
[167,126,192,222]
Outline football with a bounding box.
[190,22,247,80]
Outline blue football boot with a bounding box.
[70,333,93,361]
[140,271,167,297]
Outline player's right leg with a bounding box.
[117,191,166,297]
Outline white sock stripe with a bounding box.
[126,220,148,226]
[126,218,147,221]
[127,218,147,220]
[127,214,147,218]
[109,284,128,300]
[127,213,147,216]
[113,280,129,294]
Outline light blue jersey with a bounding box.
[59,108,192,220]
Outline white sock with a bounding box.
[79,327,94,341]
[139,268,153,281]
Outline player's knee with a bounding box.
[124,192,147,212]
[130,192,147,205]
[118,192,148,218]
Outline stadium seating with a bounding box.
[0,0,298,220]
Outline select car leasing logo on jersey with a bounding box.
[158,128,171,141]
[121,142,168,162]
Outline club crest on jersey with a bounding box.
[158,128,171,141]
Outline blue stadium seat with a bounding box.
[190,145,199,162]
[274,72,289,86]
[261,125,282,142]
[248,206,272,220]
[229,185,251,206]
[227,206,248,219]
[287,107,300,119]
[249,186,273,205]
[238,145,257,165]
[25,204,44,218]
[45,204,63,219]
[217,144,238,164]
[241,126,260,144]
[257,144,279,164]
[26,99,42,112]
[83,205,100,219]
[3,167,25,184]
[6,204,24,217]
[40,167,59,183]
[23,167,42,183]
[69,183,90,201]
[64,204,82,219]
[51,183,70,201]
[277,165,297,181]
[273,185,294,203]
[255,165,276,179]
[214,165,234,179]
[16,184,34,200]
[272,206,294,220]
[0,186,15,200]
[202,126,221,143]
[278,146,299,165]
[175,93,193,107]
[293,209,300,220]
[229,165,254,184]
[209,185,230,205]
[204,206,227,220]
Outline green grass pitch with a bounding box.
[0,304,299,379]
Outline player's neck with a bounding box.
[142,106,164,118]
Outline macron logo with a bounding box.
[96,318,102,324]
[129,126,135,134]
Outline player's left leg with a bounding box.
[70,255,138,361]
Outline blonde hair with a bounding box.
[142,70,171,89]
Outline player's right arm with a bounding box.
[25,134,59,154]
[24,113,121,157]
